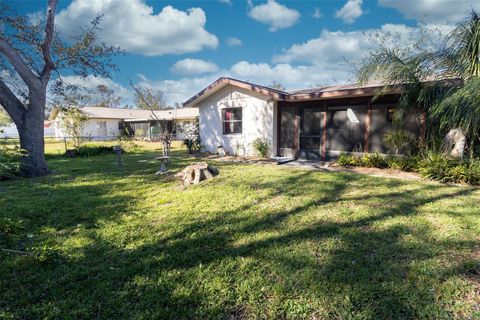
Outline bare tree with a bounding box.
[268,81,285,91]
[134,87,168,110]
[129,80,175,157]
[0,1,121,176]
[58,107,88,148]
[91,84,121,107]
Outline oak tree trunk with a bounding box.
[17,111,48,177]
[16,89,48,177]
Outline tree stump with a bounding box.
[176,162,218,185]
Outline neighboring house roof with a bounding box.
[49,106,198,121]
[183,77,396,108]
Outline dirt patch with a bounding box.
[196,154,277,165]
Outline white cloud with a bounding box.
[335,0,363,24]
[60,75,132,105]
[273,23,441,66]
[218,0,232,5]
[26,10,44,26]
[313,8,323,19]
[229,61,344,89]
[248,0,301,32]
[171,59,219,75]
[226,37,243,47]
[55,0,218,56]
[135,74,219,106]
[379,0,480,23]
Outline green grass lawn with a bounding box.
[1,145,479,319]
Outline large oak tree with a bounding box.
[0,0,121,176]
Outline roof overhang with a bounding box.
[182,77,404,107]
[286,85,399,101]
[183,77,288,108]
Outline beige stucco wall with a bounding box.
[197,85,277,156]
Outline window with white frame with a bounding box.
[97,121,107,136]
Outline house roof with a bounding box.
[49,106,198,121]
[183,77,397,107]
[183,77,289,108]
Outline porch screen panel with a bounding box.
[300,109,322,150]
[280,108,296,149]
[327,107,366,152]
[327,110,349,151]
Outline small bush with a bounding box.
[417,152,480,185]
[383,129,416,155]
[417,152,456,182]
[387,155,420,172]
[0,145,23,180]
[338,153,357,166]
[360,152,388,168]
[338,152,388,168]
[67,145,114,157]
[252,138,270,158]
[464,161,480,185]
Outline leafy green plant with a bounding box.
[338,153,356,166]
[359,152,389,168]
[417,152,457,182]
[464,161,480,185]
[252,138,270,158]
[383,129,416,155]
[66,145,114,157]
[59,107,89,148]
[0,144,23,180]
[182,118,200,154]
[387,155,420,172]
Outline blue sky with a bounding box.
[11,0,480,105]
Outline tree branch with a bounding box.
[40,0,58,81]
[0,38,40,90]
[0,77,26,124]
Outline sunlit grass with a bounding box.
[1,146,479,319]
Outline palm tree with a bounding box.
[357,10,480,159]
[431,11,480,158]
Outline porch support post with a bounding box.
[322,108,327,161]
[294,107,299,153]
[419,111,427,148]
[364,102,371,153]
[276,102,281,156]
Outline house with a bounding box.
[0,121,55,138]
[184,77,422,159]
[49,106,199,141]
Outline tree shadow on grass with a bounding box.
[1,155,479,319]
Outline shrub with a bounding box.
[338,152,388,168]
[383,129,416,155]
[182,119,200,154]
[338,153,357,166]
[359,152,388,168]
[116,137,140,153]
[67,145,114,157]
[0,145,23,180]
[337,150,480,185]
[387,155,420,172]
[252,138,270,158]
[417,152,457,182]
[464,161,480,185]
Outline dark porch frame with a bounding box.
[276,94,417,160]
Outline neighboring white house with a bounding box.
[0,122,55,138]
[49,106,199,141]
